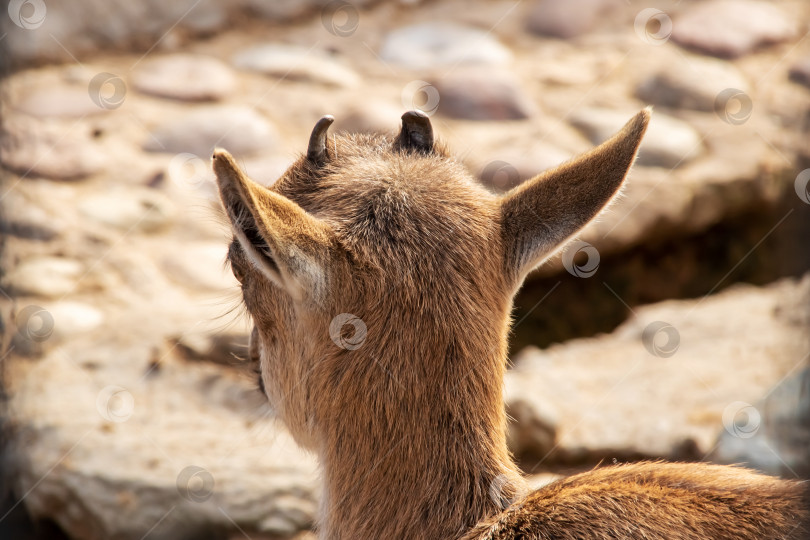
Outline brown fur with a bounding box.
[212,109,808,539]
[462,462,809,539]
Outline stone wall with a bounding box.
[1,0,809,538]
[2,0,381,70]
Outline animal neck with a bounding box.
[315,337,526,539]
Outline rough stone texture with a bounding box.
[240,0,314,20]
[142,106,277,157]
[78,189,176,232]
[6,345,319,540]
[12,86,111,118]
[569,108,703,168]
[232,44,360,88]
[506,274,810,463]
[636,55,749,112]
[131,54,237,101]
[0,190,65,241]
[335,101,403,135]
[789,57,810,89]
[712,367,810,478]
[160,242,235,291]
[379,22,513,69]
[45,301,106,339]
[526,0,622,39]
[1,0,334,68]
[0,117,107,180]
[3,257,85,298]
[569,121,794,261]
[477,143,572,192]
[432,70,536,121]
[2,0,809,536]
[671,0,799,59]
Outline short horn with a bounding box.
[307,115,335,166]
[395,110,434,153]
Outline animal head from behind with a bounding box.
[213,109,649,538]
[214,109,649,449]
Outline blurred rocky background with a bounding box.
[1,0,809,538]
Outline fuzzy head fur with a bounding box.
[214,110,660,539]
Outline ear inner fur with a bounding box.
[212,148,335,304]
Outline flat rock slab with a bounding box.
[131,54,237,101]
[2,0,229,67]
[6,344,320,540]
[476,143,572,192]
[232,44,360,88]
[0,190,64,241]
[13,86,111,118]
[79,189,176,232]
[636,55,749,112]
[143,105,277,157]
[671,0,798,59]
[0,117,107,180]
[10,300,106,357]
[43,300,105,340]
[3,256,84,299]
[526,0,622,39]
[505,274,810,464]
[335,100,404,135]
[379,22,512,69]
[432,69,536,121]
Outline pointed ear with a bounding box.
[212,149,338,304]
[500,108,651,282]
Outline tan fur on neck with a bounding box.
[213,109,808,540]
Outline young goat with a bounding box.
[212,109,809,539]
